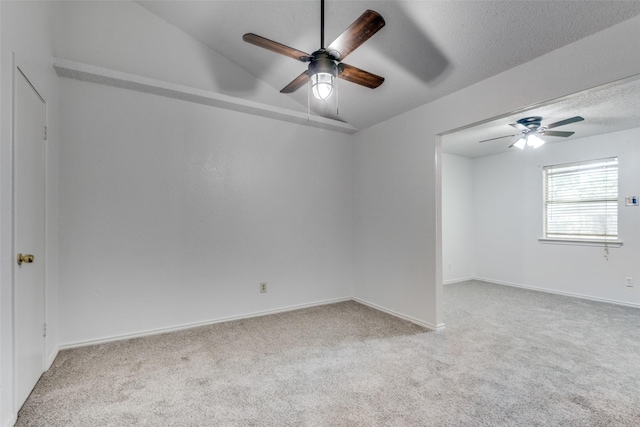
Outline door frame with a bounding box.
[11,56,48,413]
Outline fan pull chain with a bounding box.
[335,78,339,116]
[307,80,311,123]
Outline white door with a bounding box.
[14,67,46,409]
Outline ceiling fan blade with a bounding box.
[509,122,529,131]
[545,116,584,129]
[542,130,575,137]
[280,70,310,93]
[479,134,519,143]
[338,63,384,89]
[326,10,385,60]
[243,33,311,62]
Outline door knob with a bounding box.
[17,253,34,266]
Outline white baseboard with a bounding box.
[46,347,59,370]
[443,276,475,285]
[59,296,352,350]
[475,277,640,309]
[353,298,445,331]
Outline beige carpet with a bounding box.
[17,281,640,426]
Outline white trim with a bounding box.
[434,134,444,329]
[443,276,475,285]
[52,58,358,135]
[11,62,49,416]
[475,277,640,309]
[10,51,17,422]
[538,237,623,247]
[58,296,448,351]
[46,347,58,371]
[353,298,446,331]
[59,297,352,350]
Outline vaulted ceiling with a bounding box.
[137,1,640,133]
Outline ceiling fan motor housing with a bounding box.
[309,50,338,77]
[517,116,543,130]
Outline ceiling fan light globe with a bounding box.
[527,134,545,148]
[513,138,526,150]
[311,72,334,100]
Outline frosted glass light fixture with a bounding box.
[308,52,338,101]
[311,72,334,100]
[527,133,545,148]
[513,137,527,150]
[514,133,545,150]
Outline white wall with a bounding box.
[58,77,354,346]
[0,1,59,425]
[53,1,356,348]
[473,128,640,306]
[353,14,640,328]
[441,153,474,283]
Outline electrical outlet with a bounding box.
[625,277,634,287]
[260,282,267,293]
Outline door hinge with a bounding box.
[43,323,47,337]
[44,126,48,141]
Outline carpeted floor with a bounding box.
[17,280,640,426]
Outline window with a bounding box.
[543,157,618,241]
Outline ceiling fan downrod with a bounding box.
[308,0,338,101]
[320,0,325,48]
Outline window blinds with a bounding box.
[543,158,618,240]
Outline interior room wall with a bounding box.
[473,127,640,307]
[50,0,354,347]
[441,153,474,283]
[352,14,640,328]
[58,77,354,347]
[0,1,60,425]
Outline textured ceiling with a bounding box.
[137,1,640,131]
[442,76,640,158]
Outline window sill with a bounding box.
[538,238,623,247]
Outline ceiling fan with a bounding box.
[243,0,385,101]
[479,116,585,149]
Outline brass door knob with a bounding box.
[17,253,34,266]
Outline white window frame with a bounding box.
[539,157,621,247]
